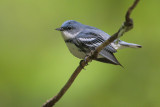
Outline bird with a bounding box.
[55,20,142,66]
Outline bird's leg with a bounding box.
[84,55,89,65]
[89,50,95,60]
[80,50,96,69]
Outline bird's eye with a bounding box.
[67,27,72,30]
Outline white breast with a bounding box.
[61,31,86,59]
[65,42,86,59]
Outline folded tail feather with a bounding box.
[117,40,142,49]
[95,49,122,66]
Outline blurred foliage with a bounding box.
[0,0,160,107]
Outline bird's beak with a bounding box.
[55,27,64,31]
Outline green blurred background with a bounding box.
[0,0,160,107]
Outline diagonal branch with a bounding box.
[42,0,140,107]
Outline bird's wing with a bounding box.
[76,32,117,53]
[75,32,121,65]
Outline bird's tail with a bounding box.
[113,40,142,49]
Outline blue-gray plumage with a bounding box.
[56,20,142,65]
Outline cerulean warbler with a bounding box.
[56,20,141,65]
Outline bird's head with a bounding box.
[56,20,83,38]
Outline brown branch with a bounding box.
[42,0,140,107]
[126,0,140,22]
[42,66,83,107]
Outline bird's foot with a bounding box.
[79,55,90,70]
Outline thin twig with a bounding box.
[42,0,140,107]
[42,66,83,107]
